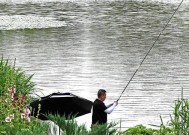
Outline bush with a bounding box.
[122,125,158,135]
[121,124,173,135]
[0,57,49,135]
[48,114,118,135]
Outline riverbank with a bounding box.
[0,57,189,135]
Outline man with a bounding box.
[92,89,118,126]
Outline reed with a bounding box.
[0,56,35,96]
[168,88,189,135]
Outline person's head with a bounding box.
[97,89,106,101]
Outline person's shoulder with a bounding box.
[93,99,102,104]
[93,99,99,103]
[94,99,105,106]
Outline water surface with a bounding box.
[0,0,189,129]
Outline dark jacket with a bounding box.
[92,99,107,125]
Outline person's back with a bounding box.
[92,98,107,124]
[92,89,118,126]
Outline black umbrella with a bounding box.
[30,92,93,120]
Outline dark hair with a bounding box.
[97,89,106,98]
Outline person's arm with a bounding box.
[104,101,118,114]
[106,103,113,108]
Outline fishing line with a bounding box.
[117,0,184,102]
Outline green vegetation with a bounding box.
[0,57,49,135]
[168,89,189,135]
[0,57,35,96]
[48,114,117,135]
[1,56,189,135]
[120,124,171,135]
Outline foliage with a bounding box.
[0,119,49,135]
[48,114,89,135]
[0,56,35,96]
[48,114,118,135]
[120,124,173,135]
[168,89,189,135]
[90,123,117,135]
[122,125,158,135]
[0,57,49,135]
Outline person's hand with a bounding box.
[114,101,118,106]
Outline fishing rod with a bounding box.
[117,0,184,102]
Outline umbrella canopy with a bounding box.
[30,92,93,120]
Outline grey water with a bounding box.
[0,0,189,129]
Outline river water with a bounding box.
[0,0,189,130]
